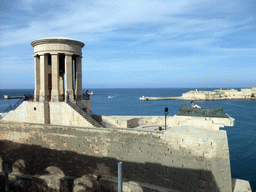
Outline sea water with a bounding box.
[0,88,255,190]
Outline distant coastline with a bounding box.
[140,87,256,101]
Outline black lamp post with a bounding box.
[165,107,168,130]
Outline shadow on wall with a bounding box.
[0,140,220,192]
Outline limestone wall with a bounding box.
[0,122,232,192]
[93,115,234,131]
[2,101,94,128]
[182,91,207,100]
[171,115,234,131]
[2,101,49,124]
[49,102,94,127]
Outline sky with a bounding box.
[0,0,256,89]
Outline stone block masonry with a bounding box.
[93,114,234,131]
[2,101,95,127]
[0,122,232,191]
[2,101,50,124]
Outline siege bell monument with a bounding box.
[2,37,101,127]
[31,37,84,102]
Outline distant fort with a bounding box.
[140,87,256,101]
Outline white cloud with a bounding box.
[3,0,253,50]
[0,0,239,46]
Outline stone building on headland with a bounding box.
[0,37,252,192]
[182,88,256,100]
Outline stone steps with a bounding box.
[67,101,103,128]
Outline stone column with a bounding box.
[65,54,74,101]
[59,75,64,101]
[75,55,83,100]
[39,54,49,101]
[34,55,40,101]
[51,54,60,102]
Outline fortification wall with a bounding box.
[181,88,256,100]
[0,122,232,192]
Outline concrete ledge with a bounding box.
[232,178,252,192]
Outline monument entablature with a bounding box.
[31,37,84,56]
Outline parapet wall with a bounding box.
[93,115,234,131]
[2,101,49,124]
[2,101,234,131]
[0,122,232,191]
[2,101,93,127]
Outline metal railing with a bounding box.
[3,99,23,113]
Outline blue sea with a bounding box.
[0,88,255,190]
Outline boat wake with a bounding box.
[108,94,119,99]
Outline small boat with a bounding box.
[89,91,94,95]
